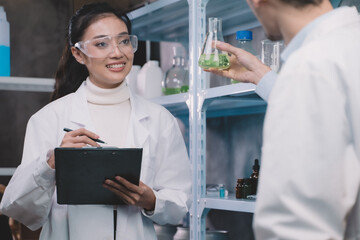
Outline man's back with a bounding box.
[255,6,360,239]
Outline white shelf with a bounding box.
[201,194,256,213]
[0,77,265,117]
[203,83,266,117]
[0,77,54,92]
[0,168,16,176]
[150,83,266,117]
[150,92,189,116]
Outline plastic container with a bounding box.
[0,6,10,76]
[136,60,163,99]
[126,65,141,95]
[162,46,189,95]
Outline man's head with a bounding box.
[246,0,331,43]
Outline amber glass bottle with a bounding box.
[250,159,260,195]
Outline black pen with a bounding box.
[63,128,106,144]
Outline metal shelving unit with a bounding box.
[133,0,263,239]
[128,0,260,43]
[201,195,255,213]
[0,77,54,92]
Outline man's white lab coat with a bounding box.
[0,82,192,240]
[254,7,360,239]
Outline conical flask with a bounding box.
[198,17,230,69]
[162,46,189,95]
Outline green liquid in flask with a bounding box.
[198,53,230,69]
[162,85,189,95]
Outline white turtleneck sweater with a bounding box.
[84,78,131,147]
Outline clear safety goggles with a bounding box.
[74,34,138,58]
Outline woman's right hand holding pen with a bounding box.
[205,41,271,85]
[47,128,101,169]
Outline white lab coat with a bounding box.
[0,82,192,240]
[254,7,360,239]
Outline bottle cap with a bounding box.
[236,30,252,41]
[237,178,244,183]
[0,6,7,21]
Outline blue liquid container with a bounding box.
[0,6,10,76]
[219,184,225,198]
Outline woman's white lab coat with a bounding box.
[254,7,360,239]
[0,82,192,240]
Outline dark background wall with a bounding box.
[0,0,72,185]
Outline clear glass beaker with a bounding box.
[261,39,284,73]
[198,17,230,69]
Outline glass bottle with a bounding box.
[231,30,257,84]
[218,184,225,198]
[236,179,244,199]
[162,46,189,95]
[250,159,260,195]
[236,30,257,55]
[261,39,284,73]
[243,178,251,199]
[198,17,230,70]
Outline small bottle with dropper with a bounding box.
[250,159,260,195]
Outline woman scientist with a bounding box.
[0,2,191,240]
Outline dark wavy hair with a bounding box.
[279,0,323,8]
[51,2,132,101]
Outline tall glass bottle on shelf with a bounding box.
[198,17,230,70]
[231,30,257,84]
[162,46,189,95]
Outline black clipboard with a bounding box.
[54,147,143,205]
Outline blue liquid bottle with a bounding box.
[0,6,10,76]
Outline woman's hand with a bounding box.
[205,41,271,85]
[103,177,156,211]
[47,128,101,169]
